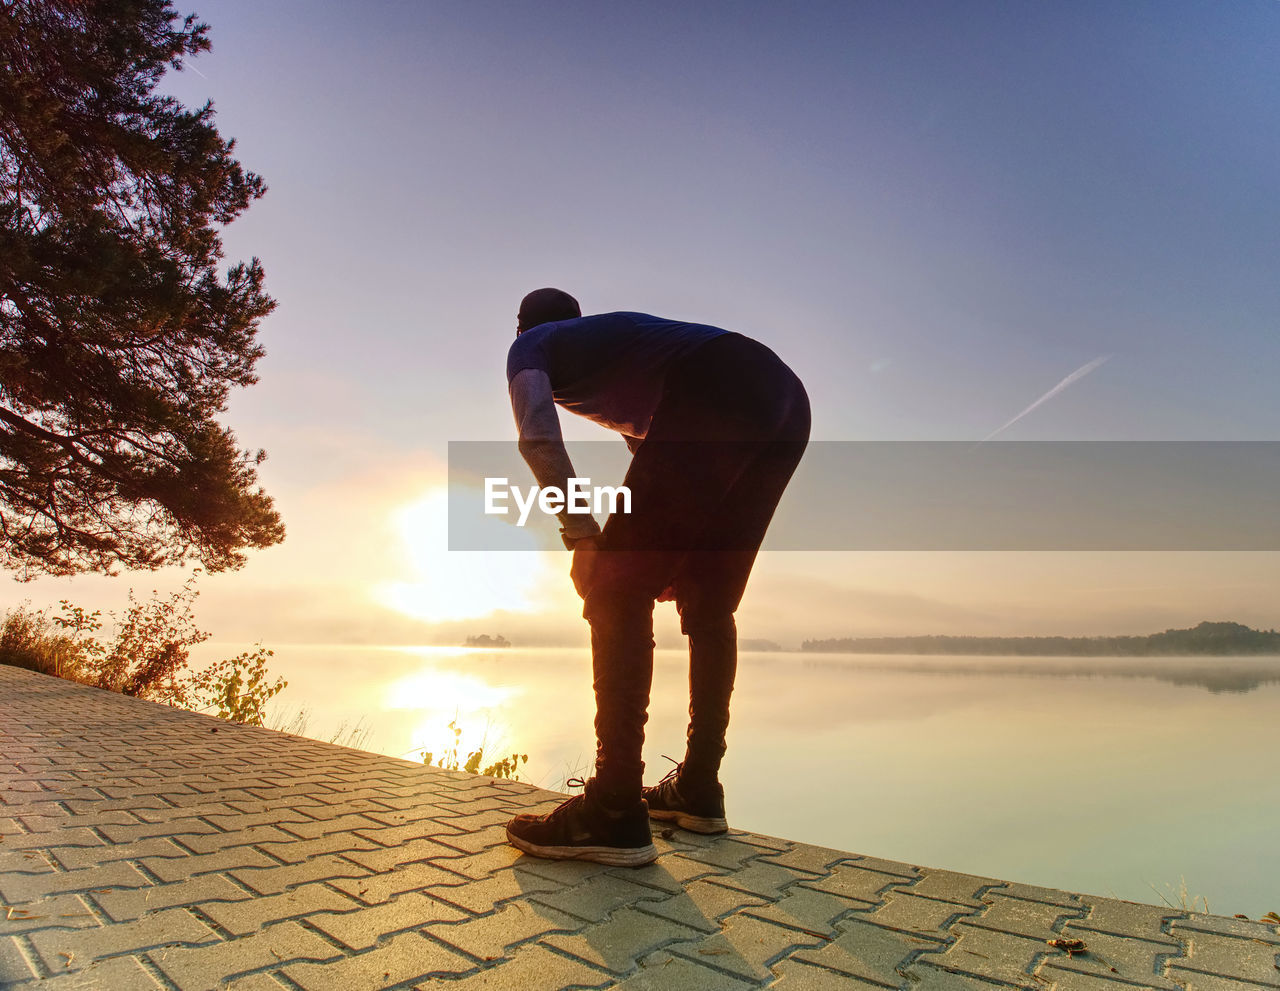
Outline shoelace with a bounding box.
[543,777,587,822]
[656,756,682,787]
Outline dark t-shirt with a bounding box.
[506,311,727,440]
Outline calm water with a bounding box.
[201,643,1280,918]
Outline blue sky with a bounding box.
[4,1,1278,644]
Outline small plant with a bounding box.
[469,751,528,779]
[1,572,285,726]
[0,605,94,681]
[188,647,285,725]
[268,708,372,749]
[422,719,465,772]
[420,718,527,781]
[1148,877,1210,915]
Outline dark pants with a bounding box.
[581,333,811,801]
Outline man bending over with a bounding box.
[504,287,810,866]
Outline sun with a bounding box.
[376,487,553,623]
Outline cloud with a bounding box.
[982,354,1111,441]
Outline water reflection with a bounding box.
[384,665,523,762]
[797,654,1280,694]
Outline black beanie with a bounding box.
[517,288,581,332]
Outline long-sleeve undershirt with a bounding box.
[508,368,602,540]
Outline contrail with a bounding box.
[982,354,1111,442]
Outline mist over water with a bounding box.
[209,643,1280,919]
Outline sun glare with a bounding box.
[376,488,552,623]
[386,666,523,764]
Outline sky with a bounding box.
[4,0,1280,647]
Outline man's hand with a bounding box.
[570,535,602,599]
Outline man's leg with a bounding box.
[583,581,656,803]
[647,355,810,831]
[506,440,751,865]
[681,426,810,784]
[582,441,754,805]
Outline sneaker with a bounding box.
[642,762,728,834]
[505,778,658,867]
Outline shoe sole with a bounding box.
[506,827,659,867]
[648,807,729,834]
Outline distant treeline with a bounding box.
[801,621,1280,656]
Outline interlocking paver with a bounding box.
[1170,914,1280,943]
[302,890,467,951]
[665,912,829,983]
[1070,896,1188,944]
[228,854,373,896]
[150,920,341,987]
[26,906,218,971]
[272,812,388,840]
[326,860,475,906]
[966,890,1087,940]
[675,837,776,872]
[541,905,702,974]
[700,859,811,901]
[95,816,222,844]
[435,942,613,989]
[907,961,1027,990]
[792,917,944,986]
[7,952,164,989]
[0,893,99,934]
[138,844,280,883]
[896,868,1000,907]
[910,922,1047,989]
[339,836,461,872]
[854,889,980,936]
[253,832,383,865]
[1164,972,1280,991]
[196,882,364,938]
[633,877,769,935]
[625,946,760,989]
[171,824,299,855]
[616,854,729,895]
[530,873,666,923]
[0,827,105,850]
[46,836,187,870]
[799,862,903,905]
[741,884,871,938]
[0,850,69,884]
[0,859,151,902]
[280,930,474,988]
[419,841,521,879]
[997,880,1089,908]
[5,663,1278,991]
[431,901,581,961]
[1034,927,1186,989]
[1168,930,1280,985]
[92,872,250,921]
[0,933,38,984]
[772,957,895,988]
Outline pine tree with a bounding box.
[0,0,284,577]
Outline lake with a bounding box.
[200,643,1280,919]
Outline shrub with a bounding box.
[0,571,285,725]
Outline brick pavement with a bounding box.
[2,665,1276,989]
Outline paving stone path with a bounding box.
[2,665,1276,990]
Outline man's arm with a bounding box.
[509,368,602,545]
